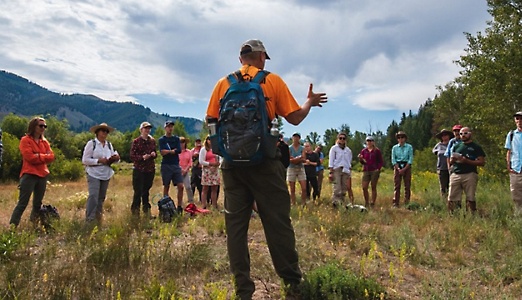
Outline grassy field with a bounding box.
[1,165,521,299]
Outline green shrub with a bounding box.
[48,148,84,181]
[0,132,22,180]
[0,229,31,261]
[301,262,385,299]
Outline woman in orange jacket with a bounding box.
[9,117,55,227]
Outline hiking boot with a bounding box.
[177,206,183,215]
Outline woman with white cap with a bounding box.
[358,136,383,208]
[82,123,120,222]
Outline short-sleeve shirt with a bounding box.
[206,65,301,120]
[159,135,181,165]
[505,129,522,173]
[452,141,486,174]
[444,137,461,158]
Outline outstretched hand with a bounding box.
[308,83,327,107]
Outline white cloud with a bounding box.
[0,0,491,135]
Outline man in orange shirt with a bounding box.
[10,117,55,227]
[206,39,327,299]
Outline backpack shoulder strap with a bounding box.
[252,70,269,83]
[227,70,243,84]
[91,139,96,158]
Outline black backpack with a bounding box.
[39,204,60,229]
[212,70,278,166]
[157,196,176,223]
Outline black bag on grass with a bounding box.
[39,204,60,229]
[158,196,176,223]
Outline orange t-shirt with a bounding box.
[19,135,55,178]
[206,65,301,120]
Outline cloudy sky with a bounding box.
[0,0,491,139]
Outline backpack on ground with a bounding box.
[157,196,176,223]
[39,204,60,229]
[212,70,278,166]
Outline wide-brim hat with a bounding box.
[90,123,114,134]
[395,131,407,139]
[435,129,453,139]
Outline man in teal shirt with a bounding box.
[391,131,414,207]
[505,112,522,214]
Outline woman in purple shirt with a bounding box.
[358,136,383,208]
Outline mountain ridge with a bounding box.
[0,70,203,135]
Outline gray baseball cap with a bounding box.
[240,39,271,59]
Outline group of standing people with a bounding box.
[432,124,486,213]
[11,38,517,300]
[8,118,222,228]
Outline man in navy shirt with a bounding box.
[159,121,184,214]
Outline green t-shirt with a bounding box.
[452,141,486,174]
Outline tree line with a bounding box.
[298,0,522,178]
[0,114,197,181]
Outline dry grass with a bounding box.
[1,165,521,299]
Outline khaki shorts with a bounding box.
[362,170,380,184]
[287,166,306,182]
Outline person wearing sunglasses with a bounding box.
[391,131,413,208]
[358,136,383,208]
[506,111,522,215]
[328,132,354,207]
[448,127,486,213]
[82,122,120,223]
[9,117,55,227]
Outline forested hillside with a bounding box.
[0,71,203,135]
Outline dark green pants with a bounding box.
[222,158,302,299]
[10,173,47,226]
